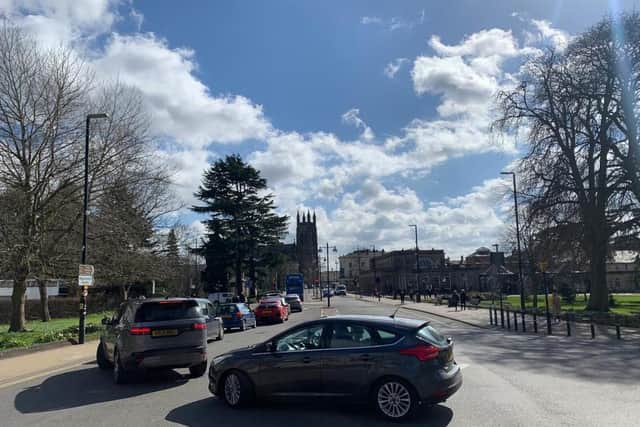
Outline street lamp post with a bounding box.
[409,225,420,302]
[79,113,108,345]
[501,171,526,325]
[318,244,337,307]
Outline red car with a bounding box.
[254,297,289,324]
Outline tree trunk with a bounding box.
[234,259,243,296]
[9,275,28,332]
[586,232,609,312]
[37,279,51,322]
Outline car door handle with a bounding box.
[359,354,372,361]
[302,356,312,364]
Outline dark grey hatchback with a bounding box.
[208,315,462,421]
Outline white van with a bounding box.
[208,292,234,305]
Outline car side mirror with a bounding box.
[265,341,275,352]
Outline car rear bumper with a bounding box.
[127,345,207,369]
[419,364,463,404]
[255,313,283,322]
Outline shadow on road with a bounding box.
[444,326,640,385]
[15,365,189,413]
[165,397,453,427]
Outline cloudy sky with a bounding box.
[3,0,638,258]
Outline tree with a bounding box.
[193,154,288,295]
[166,229,180,263]
[494,16,640,311]
[0,26,87,331]
[0,24,176,330]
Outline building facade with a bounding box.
[339,249,383,288]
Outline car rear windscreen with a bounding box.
[217,304,238,314]
[417,324,447,346]
[135,301,200,322]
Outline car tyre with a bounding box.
[96,342,112,370]
[240,319,246,331]
[222,371,254,408]
[113,350,129,385]
[373,378,418,422]
[189,361,207,378]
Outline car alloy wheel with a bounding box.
[224,373,242,406]
[377,381,412,419]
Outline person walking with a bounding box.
[451,290,459,312]
[400,289,405,304]
[460,289,467,311]
[552,289,561,323]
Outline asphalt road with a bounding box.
[1,296,638,426]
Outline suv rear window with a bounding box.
[135,300,200,322]
[417,325,447,346]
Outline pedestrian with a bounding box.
[552,289,561,323]
[400,289,405,304]
[376,287,381,303]
[460,289,467,311]
[452,290,459,312]
[238,292,246,303]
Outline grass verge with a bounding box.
[0,312,111,352]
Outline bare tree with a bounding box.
[0,26,88,331]
[494,16,639,311]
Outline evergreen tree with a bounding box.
[193,154,288,295]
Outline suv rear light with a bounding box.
[235,311,243,318]
[399,344,440,361]
[193,322,207,330]
[129,327,151,335]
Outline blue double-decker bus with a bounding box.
[285,273,305,301]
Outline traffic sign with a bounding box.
[78,264,94,287]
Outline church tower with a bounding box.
[296,210,319,284]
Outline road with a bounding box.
[1,296,638,426]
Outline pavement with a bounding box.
[0,295,639,426]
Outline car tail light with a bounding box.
[193,322,207,330]
[399,344,440,361]
[129,327,151,335]
[235,311,243,318]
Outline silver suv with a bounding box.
[97,298,208,384]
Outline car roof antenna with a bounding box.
[390,306,402,319]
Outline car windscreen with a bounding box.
[416,324,447,346]
[135,301,200,322]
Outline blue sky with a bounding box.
[3,0,639,257]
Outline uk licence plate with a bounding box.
[222,315,232,319]
[152,329,178,337]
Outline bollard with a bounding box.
[489,307,494,325]
[590,323,595,339]
[506,309,511,329]
[616,325,621,340]
[533,312,538,333]
[566,319,571,336]
[500,307,505,328]
[514,310,518,331]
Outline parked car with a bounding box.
[254,297,290,324]
[208,315,461,421]
[194,298,224,341]
[284,294,303,312]
[322,288,335,298]
[97,298,208,384]
[335,284,347,296]
[217,303,257,331]
[208,292,234,305]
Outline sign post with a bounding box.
[78,264,94,344]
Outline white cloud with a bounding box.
[0,0,117,48]
[384,58,408,79]
[429,29,522,58]
[94,33,272,147]
[341,108,375,141]
[530,19,570,51]
[361,16,382,25]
